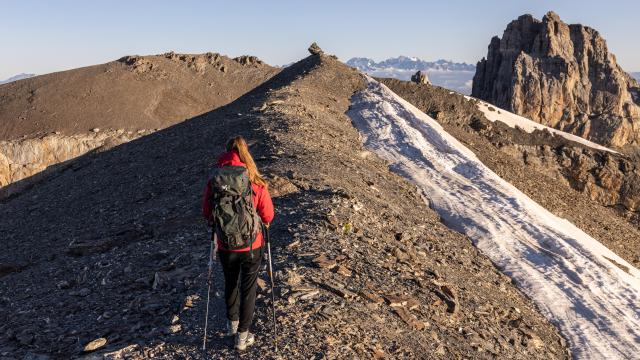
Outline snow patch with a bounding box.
[469,97,617,153]
[348,77,640,359]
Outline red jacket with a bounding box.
[202,150,274,252]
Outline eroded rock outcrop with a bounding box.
[0,130,144,198]
[499,144,640,212]
[472,11,640,147]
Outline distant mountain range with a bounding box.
[0,73,35,85]
[346,56,475,94]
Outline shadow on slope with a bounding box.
[0,55,321,358]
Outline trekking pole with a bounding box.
[202,230,216,351]
[264,224,278,352]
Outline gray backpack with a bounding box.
[208,166,262,250]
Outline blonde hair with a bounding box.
[226,136,268,188]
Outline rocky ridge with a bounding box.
[472,11,640,147]
[0,47,569,359]
[0,52,278,141]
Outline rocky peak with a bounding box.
[472,12,640,147]
[233,55,264,66]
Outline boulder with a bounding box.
[308,42,324,56]
[83,338,107,352]
[410,71,429,84]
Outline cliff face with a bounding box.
[0,130,144,198]
[472,12,640,147]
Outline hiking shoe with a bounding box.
[226,320,239,336]
[235,331,255,351]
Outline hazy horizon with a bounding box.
[2,0,640,79]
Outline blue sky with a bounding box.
[2,0,639,79]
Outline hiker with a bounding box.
[202,136,274,351]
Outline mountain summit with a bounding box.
[472,11,640,147]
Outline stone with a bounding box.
[308,42,324,56]
[284,269,302,286]
[312,254,337,269]
[393,247,410,262]
[320,281,354,299]
[268,175,299,197]
[393,307,425,331]
[523,330,545,349]
[359,290,385,304]
[385,294,419,310]
[472,11,640,147]
[83,337,107,352]
[325,214,339,228]
[168,324,181,334]
[410,71,429,84]
[372,347,386,359]
[299,290,320,301]
[436,283,459,314]
[183,294,199,309]
[335,265,352,277]
[257,277,268,291]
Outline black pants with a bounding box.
[218,247,262,333]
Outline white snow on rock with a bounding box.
[468,97,617,153]
[348,77,640,359]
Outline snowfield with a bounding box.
[468,97,617,153]
[348,77,640,359]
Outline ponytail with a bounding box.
[226,136,268,188]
